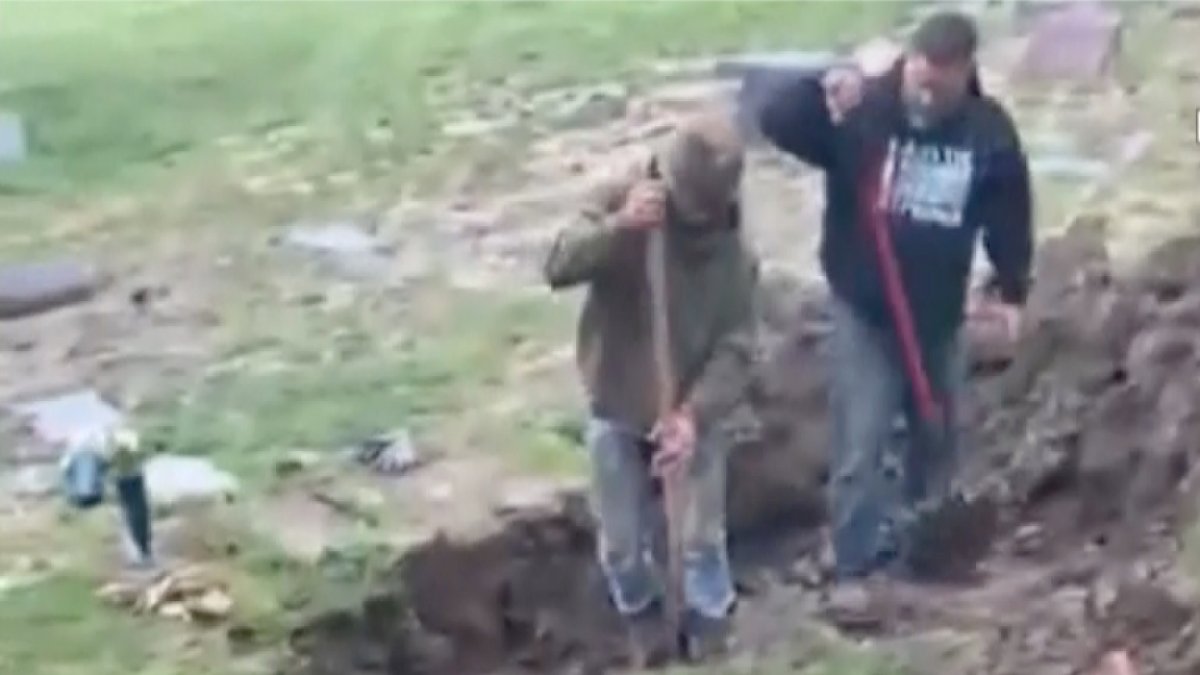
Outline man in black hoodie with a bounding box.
[756,12,1033,580]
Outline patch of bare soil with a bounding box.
[288,220,1200,675]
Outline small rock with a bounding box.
[144,455,238,507]
[98,581,142,607]
[190,588,234,621]
[349,429,418,476]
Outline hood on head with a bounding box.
[654,108,745,228]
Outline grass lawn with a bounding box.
[0,2,909,674]
[0,1,902,197]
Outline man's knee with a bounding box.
[587,418,647,481]
[830,307,903,450]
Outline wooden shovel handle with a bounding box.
[647,226,686,650]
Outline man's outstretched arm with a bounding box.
[754,71,839,169]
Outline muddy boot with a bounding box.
[625,601,672,669]
[899,491,1000,581]
[680,608,734,663]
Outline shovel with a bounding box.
[646,223,689,658]
[861,150,996,579]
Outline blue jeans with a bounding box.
[827,298,966,579]
[586,417,735,620]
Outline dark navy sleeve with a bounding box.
[754,72,836,169]
[978,112,1034,305]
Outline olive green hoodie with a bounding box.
[543,115,759,437]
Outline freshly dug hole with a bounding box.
[288,495,643,675]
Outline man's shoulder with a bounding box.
[968,96,1023,148]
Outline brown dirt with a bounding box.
[286,221,1200,675]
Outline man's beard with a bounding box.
[903,88,937,129]
[902,87,965,130]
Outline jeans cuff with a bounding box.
[686,589,736,620]
[684,550,735,619]
[602,562,659,616]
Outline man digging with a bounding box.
[755,12,1033,584]
[543,109,758,665]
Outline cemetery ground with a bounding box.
[0,4,904,674]
[3,3,1200,675]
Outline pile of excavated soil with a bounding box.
[288,221,1200,675]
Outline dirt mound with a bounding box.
[968,218,1200,556]
[289,223,1200,675]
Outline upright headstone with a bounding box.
[1018,3,1123,82]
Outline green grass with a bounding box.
[0,1,904,197]
[0,574,156,674]
[140,284,575,483]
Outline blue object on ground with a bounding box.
[61,447,107,509]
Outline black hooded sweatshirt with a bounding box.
[756,59,1033,347]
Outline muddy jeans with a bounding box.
[828,297,967,579]
[586,417,735,620]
